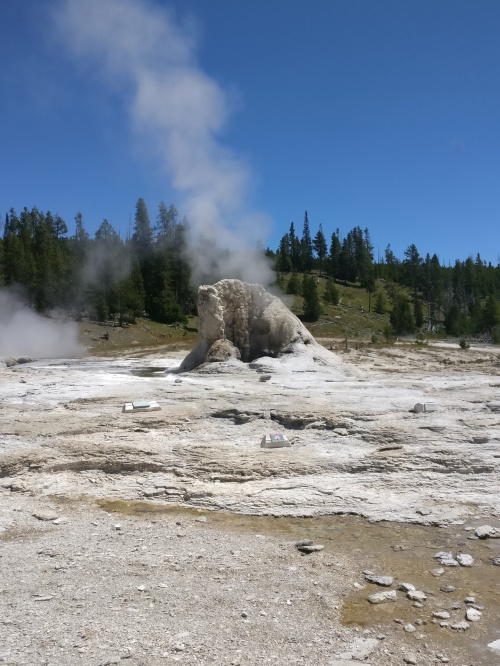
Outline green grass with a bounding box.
[280,272,392,340]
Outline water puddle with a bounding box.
[130,366,169,377]
[98,499,500,664]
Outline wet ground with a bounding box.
[100,499,500,664]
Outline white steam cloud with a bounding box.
[54,0,274,286]
[0,289,85,359]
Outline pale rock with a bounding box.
[337,637,379,660]
[476,524,494,538]
[434,552,459,566]
[465,608,482,622]
[398,582,415,592]
[433,611,450,619]
[33,510,58,521]
[407,590,427,602]
[403,655,417,665]
[364,574,393,586]
[439,585,455,593]
[450,621,470,630]
[368,590,397,604]
[456,553,474,567]
[404,624,416,632]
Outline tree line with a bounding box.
[271,212,500,340]
[0,199,196,324]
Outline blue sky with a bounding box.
[1,0,500,265]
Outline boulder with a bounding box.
[205,339,241,363]
[180,279,341,372]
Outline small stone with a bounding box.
[465,608,482,622]
[52,517,68,525]
[433,611,450,619]
[172,643,185,652]
[407,590,427,602]
[398,582,415,592]
[295,539,313,547]
[430,567,446,578]
[464,596,476,604]
[353,583,366,590]
[450,621,470,631]
[364,574,393,586]
[413,601,424,608]
[241,611,248,618]
[439,621,449,627]
[195,516,207,523]
[440,585,455,593]
[114,524,122,531]
[475,524,494,538]
[456,553,474,567]
[403,654,417,665]
[434,552,459,566]
[368,590,397,604]
[488,639,500,651]
[297,544,324,553]
[491,557,500,566]
[404,624,416,632]
[137,585,145,592]
[33,511,58,522]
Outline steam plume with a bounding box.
[54,0,274,286]
[0,289,85,359]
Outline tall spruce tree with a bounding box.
[301,211,313,273]
[313,224,327,275]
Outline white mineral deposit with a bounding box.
[1,281,500,665]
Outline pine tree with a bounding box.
[301,211,313,273]
[323,277,339,305]
[132,198,153,262]
[390,294,415,334]
[302,274,321,320]
[277,234,292,272]
[329,230,341,279]
[313,224,327,276]
[286,272,301,296]
[414,298,424,329]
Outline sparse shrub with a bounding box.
[371,334,378,344]
[323,277,339,305]
[286,272,301,296]
[459,338,470,350]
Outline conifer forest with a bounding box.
[1,202,499,342]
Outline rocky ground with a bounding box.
[1,340,500,664]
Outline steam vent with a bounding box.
[180,279,324,371]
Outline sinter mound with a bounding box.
[180,279,338,371]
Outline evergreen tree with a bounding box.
[289,221,301,271]
[286,271,301,296]
[323,277,339,305]
[414,298,424,329]
[302,274,321,320]
[132,198,153,262]
[329,230,341,279]
[390,294,415,333]
[301,211,313,272]
[403,244,422,296]
[277,233,292,272]
[313,224,327,275]
[374,291,386,315]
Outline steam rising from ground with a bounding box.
[0,290,85,359]
[54,0,274,286]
